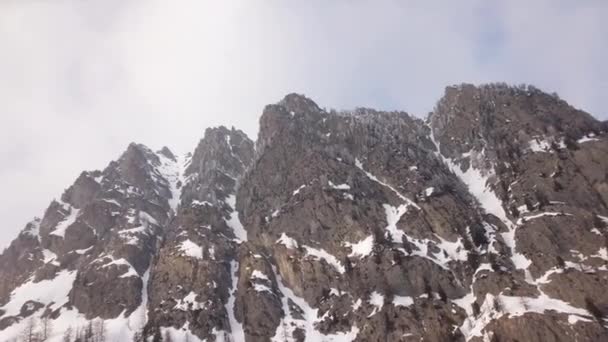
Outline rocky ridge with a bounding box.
[0,84,607,342]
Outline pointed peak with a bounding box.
[158,146,176,161]
[120,142,157,163]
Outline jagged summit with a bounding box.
[1,85,608,342]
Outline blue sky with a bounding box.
[0,0,607,247]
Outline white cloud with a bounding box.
[0,0,606,248]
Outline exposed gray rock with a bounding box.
[0,84,606,342]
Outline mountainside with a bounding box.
[1,84,607,342]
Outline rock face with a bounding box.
[1,84,607,342]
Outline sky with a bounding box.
[0,0,607,248]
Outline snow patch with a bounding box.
[178,239,204,259]
[271,266,359,342]
[304,246,345,274]
[328,180,350,190]
[393,296,414,307]
[251,270,270,281]
[277,233,299,249]
[368,291,384,317]
[225,261,245,341]
[225,194,248,242]
[50,205,81,238]
[293,184,306,196]
[344,235,374,258]
[174,291,205,311]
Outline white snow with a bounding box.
[100,198,121,207]
[592,247,608,261]
[516,211,570,225]
[98,257,139,278]
[225,194,248,242]
[73,246,93,255]
[178,239,204,259]
[254,283,274,293]
[328,180,350,190]
[433,235,469,263]
[293,184,306,196]
[225,261,245,342]
[276,233,345,273]
[192,199,213,207]
[352,298,363,311]
[368,291,384,317]
[429,128,532,272]
[138,211,159,226]
[174,291,205,311]
[344,235,374,258]
[577,135,599,144]
[355,158,420,210]
[277,233,299,249]
[118,225,150,246]
[161,322,205,342]
[42,249,58,264]
[383,203,409,241]
[50,205,81,238]
[271,266,359,342]
[251,270,270,281]
[528,137,552,152]
[458,292,592,340]
[155,151,185,213]
[0,270,76,317]
[303,246,346,274]
[424,187,435,197]
[0,266,156,342]
[393,296,414,307]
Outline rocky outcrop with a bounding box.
[0,84,606,342]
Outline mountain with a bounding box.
[1,83,607,342]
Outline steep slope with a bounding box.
[1,84,607,342]
[146,127,254,341]
[430,83,608,341]
[0,143,184,340]
[235,94,484,341]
